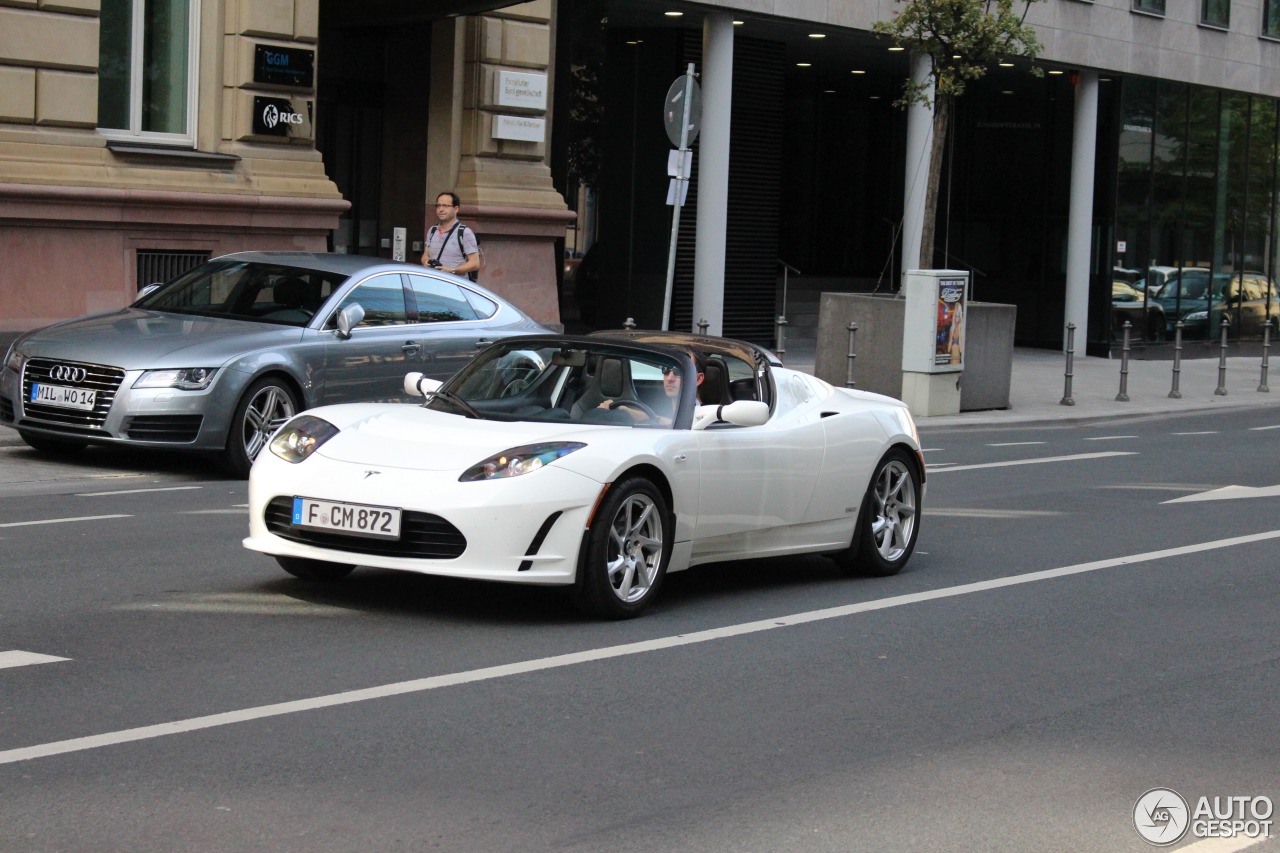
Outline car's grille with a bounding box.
[0,394,13,423]
[21,358,124,431]
[264,496,467,559]
[126,415,203,443]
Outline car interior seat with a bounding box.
[267,276,315,323]
[699,357,733,405]
[570,356,636,422]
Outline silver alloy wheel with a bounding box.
[241,383,296,461]
[868,458,918,562]
[606,492,664,603]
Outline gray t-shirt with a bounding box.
[425,222,479,268]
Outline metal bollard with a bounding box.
[1169,321,1183,399]
[775,315,788,360]
[1215,317,1229,396]
[1060,322,1076,406]
[697,317,709,336]
[623,316,637,330]
[846,321,859,389]
[1259,317,1274,393]
[1115,320,1131,402]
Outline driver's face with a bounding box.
[663,366,681,397]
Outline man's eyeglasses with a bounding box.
[661,366,679,376]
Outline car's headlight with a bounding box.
[269,415,339,464]
[1183,311,1208,321]
[4,344,21,373]
[459,442,586,481]
[133,368,218,391]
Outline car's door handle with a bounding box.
[475,338,492,349]
[401,342,420,355]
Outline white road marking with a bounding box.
[178,509,249,515]
[2,527,1278,766]
[928,508,1063,518]
[1248,424,1280,431]
[0,514,131,528]
[1173,431,1219,436]
[1164,484,1280,503]
[986,441,1046,447]
[1084,435,1139,441]
[929,451,1137,473]
[114,592,348,617]
[0,651,70,670]
[76,486,203,497]
[1098,483,1217,492]
[920,448,944,452]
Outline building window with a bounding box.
[1266,0,1280,36]
[1201,0,1230,27]
[1132,0,1166,14]
[98,0,199,144]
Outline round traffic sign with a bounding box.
[663,74,701,147]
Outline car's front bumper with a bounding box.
[243,450,606,586]
[0,357,241,451]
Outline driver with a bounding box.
[602,351,705,424]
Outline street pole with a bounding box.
[661,63,696,331]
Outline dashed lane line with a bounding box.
[927,451,1137,473]
[76,486,203,497]
[0,651,70,670]
[2,527,1277,766]
[0,514,131,528]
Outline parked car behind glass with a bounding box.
[1,252,549,476]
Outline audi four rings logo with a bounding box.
[262,103,303,129]
[50,365,87,383]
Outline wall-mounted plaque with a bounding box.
[254,44,315,89]
[252,96,314,140]
[492,114,546,142]
[494,70,548,110]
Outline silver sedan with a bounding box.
[0,252,549,475]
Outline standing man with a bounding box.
[423,191,480,279]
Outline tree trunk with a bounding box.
[918,94,951,270]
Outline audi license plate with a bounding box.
[30,383,95,411]
[292,497,401,539]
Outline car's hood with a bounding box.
[14,308,307,369]
[312,404,633,472]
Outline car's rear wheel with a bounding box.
[18,430,87,454]
[275,556,355,581]
[223,377,298,478]
[833,448,921,577]
[572,477,670,619]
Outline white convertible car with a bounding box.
[243,331,924,618]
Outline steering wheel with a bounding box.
[500,378,531,398]
[608,398,657,420]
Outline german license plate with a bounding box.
[292,497,401,539]
[30,383,95,411]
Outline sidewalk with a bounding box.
[2,348,1277,451]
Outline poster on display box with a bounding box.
[935,278,966,366]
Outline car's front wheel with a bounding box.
[223,377,298,478]
[275,556,355,581]
[834,448,921,577]
[572,477,670,619]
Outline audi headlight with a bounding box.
[4,344,21,373]
[459,442,586,482]
[269,415,339,464]
[133,368,218,391]
[1183,311,1208,321]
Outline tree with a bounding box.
[874,0,1044,270]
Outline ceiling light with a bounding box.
[1048,69,1064,75]
[1002,90,1014,94]
[733,20,744,25]
[999,61,1014,67]
[664,10,683,16]
[809,33,826,39]
[796,62,812,67]
[888,46,905,52]
[851,69,866,75]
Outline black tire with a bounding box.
[222,376,299,478]
[19,430,87,454]
[275,556,355,581]
[572,477,671,619]
[833,448,921,577]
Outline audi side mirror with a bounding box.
[336,303,365,339]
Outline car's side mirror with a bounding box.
[403,372,442,398]
[336,303,365,339]
[136,283,162,300]
[692,400,769,431]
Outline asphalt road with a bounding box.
[1,409,1277,852]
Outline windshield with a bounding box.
[135,261,347,327]
[436,342,687,427]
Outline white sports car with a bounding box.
[243,331,924,618]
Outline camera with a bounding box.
[426,259,442,268]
